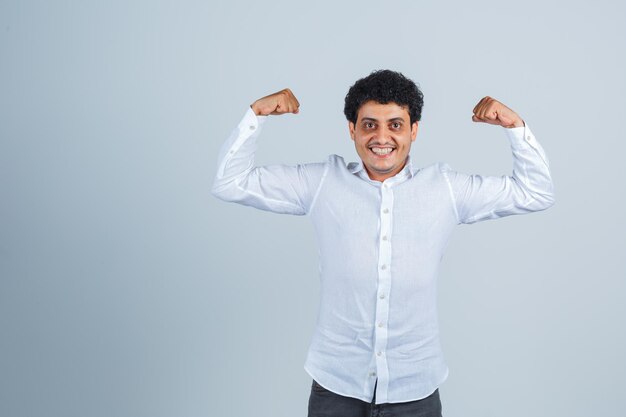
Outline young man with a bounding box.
[211,70,555,417]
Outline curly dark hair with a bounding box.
[343,69,424,125]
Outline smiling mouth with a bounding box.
[369,146,396,158]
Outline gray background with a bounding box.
[1,1,624,416]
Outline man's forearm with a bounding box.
[504,122,555,210]
[210,107,265,198]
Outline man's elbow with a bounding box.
[210,186,222,200]
[533,187,556,211]
[540,194,555,210]
[210,180,231,202]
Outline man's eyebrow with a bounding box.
[361,117,406,122]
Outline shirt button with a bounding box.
[379,293,385,299]
[229,150,235,154]
[250,125,256,130]
[380,264,387,270]
[383,208,389,214]
[370,371,377,377]
[378,322,383,327]
[526,135,531,141]
[377,351,383,356]
[382,235,388,241]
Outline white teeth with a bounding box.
[371,148,393,155]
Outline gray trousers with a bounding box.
[307,379,443,417]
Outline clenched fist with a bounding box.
[472,96,524,128]
[250,88,300,116]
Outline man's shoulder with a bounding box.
[322,153,347,166]
[420,161,444,171]
[396,160,454,175]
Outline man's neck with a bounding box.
[364,157,408,182]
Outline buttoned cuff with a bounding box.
[503,121,538,151]
[221,107,268,164]
[237,106,268,134]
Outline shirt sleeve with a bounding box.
[440,122,555,225]
[210,107,328,216]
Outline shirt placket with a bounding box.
[372,179,394,402]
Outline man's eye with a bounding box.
[392,122,401,129]
[365,122,374,128]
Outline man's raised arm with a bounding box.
[210,89,327,216]
[440,96,556,225]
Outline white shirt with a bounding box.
[211,106,555,404]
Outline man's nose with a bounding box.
[373,125,391,139]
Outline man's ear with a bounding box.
[349,121,355,141]
[411,121,419,142]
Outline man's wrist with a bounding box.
[504,118,525,128]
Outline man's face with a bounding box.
[349,100,418,182]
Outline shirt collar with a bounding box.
[348,154,416,180]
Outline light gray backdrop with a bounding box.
[1,1,624,416]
